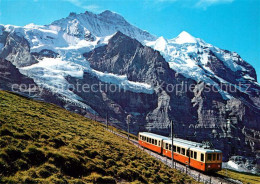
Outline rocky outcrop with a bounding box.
[0,31,38,67]
[84,32,196,131]
[0,58,38,96]
[206,49,257,83]
[31,49,58,59]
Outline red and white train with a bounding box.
[138,132,222,172]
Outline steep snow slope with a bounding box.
[146,32,250,79]
[20,56,154,96]
[51,11,156,42]
[145,31,257,98]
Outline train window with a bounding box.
[173,145,176,152]
[155,140,157,145]
[169,144,172,151]
[201,154,204,162]
[190,151,193,158]
[152,139,154,144]
[181,148,185,155]
[158,141,160,146]
[194,152,197,159]
[217,153,221,160]
[177,147,180,153]
[186,150,190,157]
[208,154,212,161]
[166,143,169,150]
[213,154,216,161]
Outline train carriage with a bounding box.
[138,132,222,172]
[138,132,168,154]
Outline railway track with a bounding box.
[107,129,242,184]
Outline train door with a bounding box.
[159,139,163,154]
[186,148,190,167]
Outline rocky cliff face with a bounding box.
[0,10,259,170]
[84,32,260,163]
[0,58,37,92]
[0,31,38,67]
[84,32,195,130]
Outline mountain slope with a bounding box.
[83,31,196,130]
[145,31,258,99]
[83,32,260,166]
[0,90,197,183]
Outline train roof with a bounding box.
[163,139,221,153]
[139,132,169,140]
[139,132,222,153]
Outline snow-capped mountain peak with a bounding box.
[145,30,257,99]
[50,10,156,42]
[149,36,168,52]
[24,23,40,29]
[99,10,127,22]
[173,31,197,44]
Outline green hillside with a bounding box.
[0,90,196,183]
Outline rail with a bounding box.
[107,128,242,184]
[86,114,242,184]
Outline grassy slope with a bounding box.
[218,169,260,184]
[0,91,196,184]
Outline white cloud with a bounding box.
[82,5,100,12]
[64,0,101,12]
[196,0,234,9]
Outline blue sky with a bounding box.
[0,0,259,79]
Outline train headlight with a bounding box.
[218,164,220,167]
[208,165,211,168]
